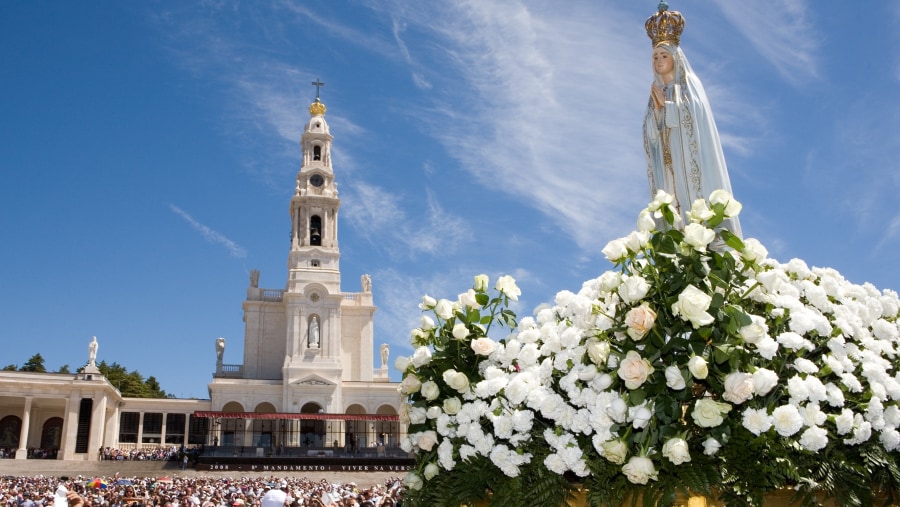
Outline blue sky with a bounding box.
[2,1,899,399]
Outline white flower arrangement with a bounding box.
[398,190,900,507]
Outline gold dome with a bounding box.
[309,98,326,116]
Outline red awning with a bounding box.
[193,411,399,422]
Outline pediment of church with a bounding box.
[293,374,335,386]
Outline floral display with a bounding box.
[396,190,900,507]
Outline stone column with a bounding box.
[136,412,145,449]
[183,414,190,447]
[160,413,168,448]
[88,395,107,461]
[14,397,33,459]
[59,393,79,460]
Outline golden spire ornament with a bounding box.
[309,78,326,116]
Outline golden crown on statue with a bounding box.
[645,0,685,47]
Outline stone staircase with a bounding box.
[0,459,183,478]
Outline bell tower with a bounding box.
[288,87,341,295]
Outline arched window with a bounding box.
[310,215,322,246]
[300,403,325,447]
[41,417,63,450]
[0,415,22,448]
[313,145,322,161]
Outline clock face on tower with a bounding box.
[310,174,324,187]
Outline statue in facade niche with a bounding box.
[643,1,742,238]
[309,315,320,348]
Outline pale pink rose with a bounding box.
[617,350,654,389]
[470,337,497,356]
[625,303,657,340]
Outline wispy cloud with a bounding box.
[168,204,247,258]
[342,183,468,258]
[379,2,651,251]
[713,0,819,87]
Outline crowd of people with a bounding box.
[1,475,404,507]
[99,447,183,462]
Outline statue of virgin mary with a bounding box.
[642,2,742,238]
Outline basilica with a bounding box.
[0,95,404,465]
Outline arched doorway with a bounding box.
[219,402,244,447]
[0,415,21,452]
[375,405,399,448]
[252,403,277,449]
[344,404,367,453]
[40,417,63,454]
[299,402,324,448]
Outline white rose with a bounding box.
[587,339,611,365]
[624,230,651,252]
[394,355,411,372]
[443,397,461,415]
[598,271,622,292]
[410,327,428,345]
[399,374,421,394]
[600,439,628,464]
[709,189,742,217]
[637,208,656,232]
[602,238,629,262]
[470,337,497,356]
[473,274,489,292]
[419,295,436,310]
[683,223,716,252]
[619,276,650,303]
[625,303,657,340]
[408,406,427,425]
[622,456,658,485]
[420,315,436,330]
[458,289,479,309]
[617,350,654,389]
[739,315,768,345]
[662,437,691,465]
[692,399,731,428]
[416,430,439,451]
[702,437,721,456]
[688,198,715,222]
[426,406,442,419]
[403,472,423,491]
[421,380,440,401]
[495,275,521,301]
[451,323,469,340]
[423,462,440,480]
[665,365,686,390]
[411,346,433,367]
[752,368,779,396]
[631,405,652,429]
[722,372,754,404]
[741,238,769,263]
[672,285,714,328]
[687,355,708,379]
[607,397,627,423]
[443,369,470,393]
[650,189,675,210]
[434,299,455,320]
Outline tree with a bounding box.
[57,364,71,374]
[20,354,47,372]
[2,364,16,371]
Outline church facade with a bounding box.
[0,96,402,461]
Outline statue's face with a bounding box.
[652,47,674,77]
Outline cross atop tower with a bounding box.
[311,79,325,99]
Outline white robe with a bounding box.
[643,44,742,238]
